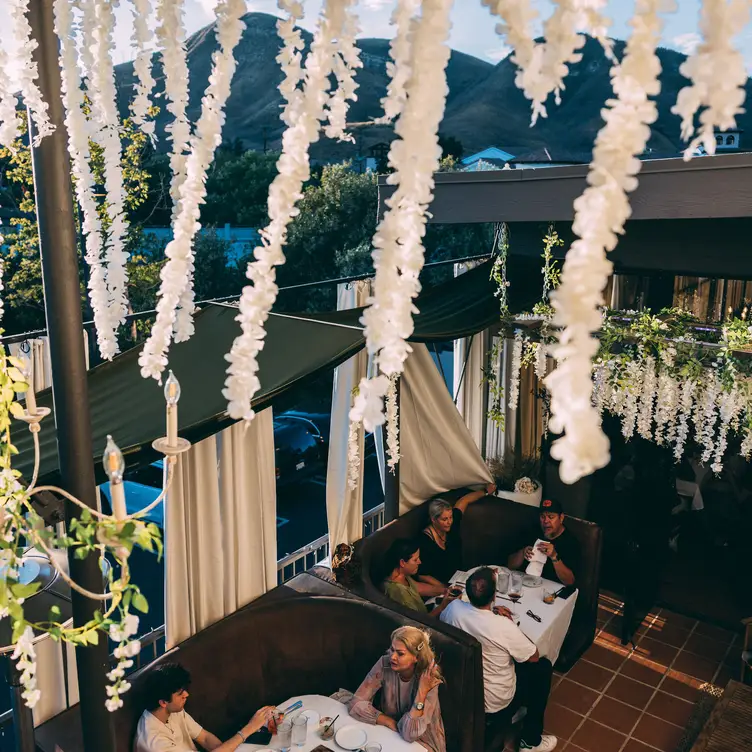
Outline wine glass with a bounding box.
[508,571,523,618]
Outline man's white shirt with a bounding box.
[134,709,203,752]
[440,599,536,713]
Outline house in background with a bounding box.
[142,224,259,263]
[460,145,588,171]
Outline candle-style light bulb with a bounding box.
[21,356,37,415]
[164,371,181,406]
[103,435,125,483]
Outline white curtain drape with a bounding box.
[326,281,372,547]
[453,262,488,453]
[399,343,492,513]
[8,334,90,394]
[165,409,277,649]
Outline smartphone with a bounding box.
[555,585,576,600]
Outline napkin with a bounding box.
[525,539,548,578]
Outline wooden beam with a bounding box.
[378,153,752,224]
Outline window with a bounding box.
[726,134,736,146]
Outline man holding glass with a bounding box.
[134,662,276,751]
[439,568,557,752]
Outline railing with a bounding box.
[276,503,386,585]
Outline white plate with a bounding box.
[299,709,320,726]
[335,725,368,750]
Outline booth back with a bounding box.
[354,492,603,670]
[107,595,480,752]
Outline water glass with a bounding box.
[509,571,523,615]
[496,570,509,596]
[365,744,383,752]
[277,720,292,752]
[291,714,308,747]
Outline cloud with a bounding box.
[485,45,511,63]
[673,32,701,56]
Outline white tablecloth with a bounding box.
[240,695,424,752]
[453,568,578,665]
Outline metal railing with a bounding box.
[276,502,386,585]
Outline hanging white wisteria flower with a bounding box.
[352,0,454,431]
[378,0,420,122]
[224,0,361,420]
[385,374,400,469]
[534,342,547,379]
[8,0,55,145]
[276,0,306,128]
[11,627,40,709]
[672,0,750,158]
[141,0,248,380]
[86,0,132,354]
[346,415,361,490]
[636,355,657,440]
[508,330,524,410]
[324,2,363,142]
[0,46,22,149]
[130,0,157,136]
[53,0,116,361]
[545,0,674,485]
[674,378,696,460]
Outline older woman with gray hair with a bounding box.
[417,484,496,589]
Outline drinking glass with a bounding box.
[496,570,509,597]
[277,720,292,752]
[291,714,308,747]
[508,571,523,616]
[365,744,383,752]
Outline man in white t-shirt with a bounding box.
[134,662,275,752]
[440,567,556,752]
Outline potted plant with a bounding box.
[487,454,543,507]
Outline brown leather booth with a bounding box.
[35,583,482,752]
[351,490,603,672]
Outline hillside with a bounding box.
[114,12,752,162]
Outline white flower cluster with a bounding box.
[141,0,248,380]
[324,2,362,142]
[130,0,157,137]
[105,612,141,711]
[514,476,537,494]
[385,374,400,469]
[534,342,548,379]
[276,0,306,128]
[53,0,116,360]
[378,0,420,123]
[636,355,657,440]
[352,0,453,431]
[545,0,672,485]
[8,0,55,145]
[225,0,362,421]
[0,46,22,148]
[11,626,40,709]
[346,414,361,490]
[508,330,524,410]
[87,0,131,354]
[672,0,750,159]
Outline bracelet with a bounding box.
[235,730,247,743]
[551,554,560,562]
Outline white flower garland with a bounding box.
[130,0,157,137]
[672,0,750,158]
[508,330,524,410]
[378,0,420,122]
[53,0,116,361]
[11,626,40,709]
[636,355,657,440]
[534,342,547,380]
[385,374,400,469]
[276,0,306,128]
[141,0,248,380]
[8,0,55,145]
[0,46,22,149]
[87,0,131,352]
[545,0,671,485]
[105,613,140,711]
[352,0,453,431]
[346,414,361,490]
[224,0,359,420]
[324,2,362,142]
[674,378,696,460]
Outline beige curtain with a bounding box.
[326,281,372,547]
[399,343,492,513]
[166,409,277,648]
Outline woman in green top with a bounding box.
[383,539,455,618]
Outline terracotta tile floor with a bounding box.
[502,593,742,752]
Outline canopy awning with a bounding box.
[16,256,540,485]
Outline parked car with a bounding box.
[273,413,327,485]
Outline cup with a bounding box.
[449,585,463,598]
[319,717,335,741]
[365,744,383,752]
[278,720,292,752]
[292,714,308,747]
[543,589,556,605]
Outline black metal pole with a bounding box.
[5,659,35,752]
[26,2,115,751]
[383,379,400,523]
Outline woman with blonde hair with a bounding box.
[349,626,446,752]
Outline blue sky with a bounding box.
[2,1,752,68]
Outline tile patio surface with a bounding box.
[503,593,743,752]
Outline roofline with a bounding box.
[378,152,752,223]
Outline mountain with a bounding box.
[114,13,752,163]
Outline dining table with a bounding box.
[240,694,425,752]
[450,567,578,665]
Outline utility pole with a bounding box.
[26,2,116,751]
